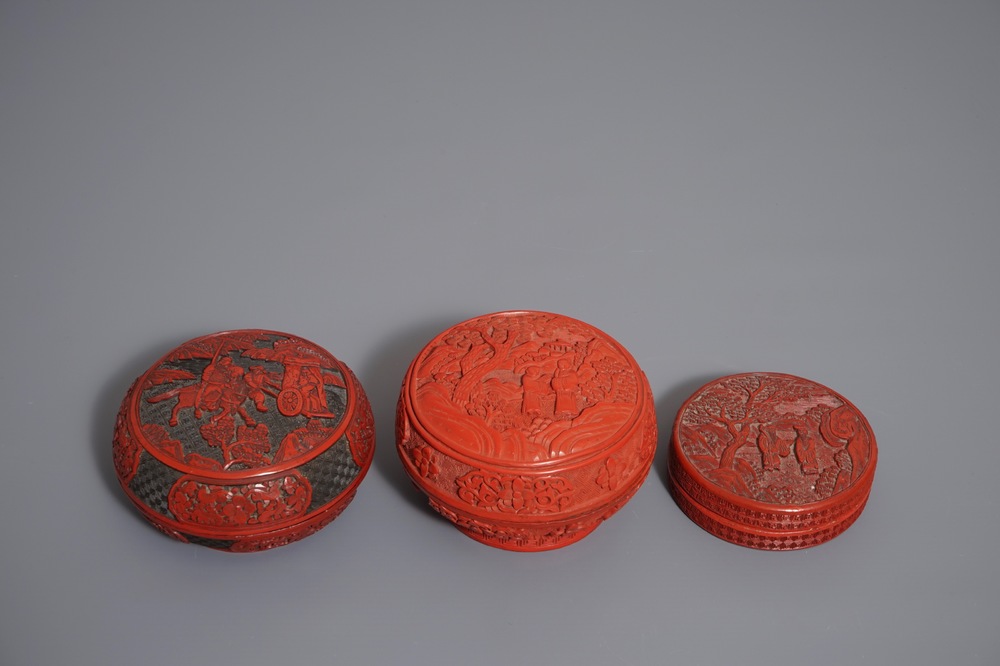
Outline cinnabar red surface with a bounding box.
[396,311,657,551]
[113,330,374,551]
[669,373,877,550]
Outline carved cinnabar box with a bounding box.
[396,311,657,551]
[113,330,374,552]
[669,373,877,550]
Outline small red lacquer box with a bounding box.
[396,311,657,551]
[669,372,877,550]
[113,330,374,552]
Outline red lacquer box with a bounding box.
[669,373,877,550]
[113,330,374,552]
[396,311,657,551]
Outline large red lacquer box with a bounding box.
[396,311,657,551]
[669,372,877,550]
[113,330,374,552]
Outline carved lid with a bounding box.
[669,373,877,550]
[403,311,648,470]
[125,330,359,479]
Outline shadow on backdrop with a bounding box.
[358,314,472,516]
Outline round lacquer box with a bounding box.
[669,373,877,550]
[396,311,657,551]
[113,330,374,552]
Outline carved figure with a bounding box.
[244,365,280,411]
[551,358,581,419]
[756,420,819,475]
[520,366,548,416]
[139,333,350,471]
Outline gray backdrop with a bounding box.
[2,2,998,665]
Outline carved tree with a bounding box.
[684,376,781,469]
[714,375,780,470]
[163,331,260,365]
[452,325,537,409]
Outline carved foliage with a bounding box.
[113,380,141,484]
[167,473,312,528]
[345,370,375,468]
[678,374,871,504]
[410,445,441,478]
[456,471,573,514]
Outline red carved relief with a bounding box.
[345,369,375,468]
[675,373,872,505]
[410,445,441,479]
[426,496,600,552]
[456,471,574,514]
[273,421,334,465]
[138,331,348,472]
[167,473,312,529]
[114,330,375,552]
[113,380,141,484]
[596,457,623,492]
[670,373,877,550]
[410,311,639,463]
[397,311,657,551]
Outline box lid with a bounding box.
[669,372,877,550]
